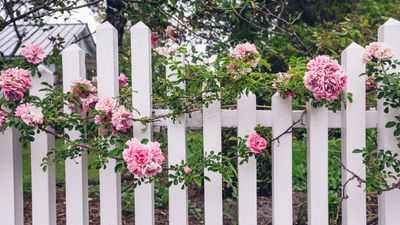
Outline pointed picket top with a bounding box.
[344,42,364,51]
[381,18,400,28]
[378,18,400,41]
[61,44,84,55]
[97,21,117,31]
[130,21,150,32]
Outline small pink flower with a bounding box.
[119,73,129,87]
[151,32,158,48]
[0,67,32,101]
[123,138,164,178]
[0,111,7,127]
[111,106,132,132]
[366,75,377,91]
[247,133,267,154]
[154,46,176,57]
[94,114,102,124]
[15,103,44,128]
[22,44,46,64]
[184,166,192,174]
[165,26,177,41]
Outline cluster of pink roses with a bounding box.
[15,103,44,128]
[69,79,98,113]
[22,44,46,64]
[304,55,347,102]
[272,72,296,98]
[94,97,132,132]
[227,43,260,74]
[0,67,32,101]
[123,138,165,177]
[362,42,393,64]
[247,133,267,154]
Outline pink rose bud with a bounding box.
[184,166,192,174]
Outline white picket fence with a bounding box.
[1,18,400,225]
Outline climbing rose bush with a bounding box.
[247,133,267,154]
[22,44,46,64]
[304,55,347,101]
[123,138,165,177]
[0,67,32,101]
[362,42,392,64]
[15,103,44,128]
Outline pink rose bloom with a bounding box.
[184,166,192,174]
[119,73,129,87]
[151,32,158,48]
[247,133,267,154]
[304,55,347,101]
[363,42,393,63]
[0,111,7,127]
[123,138,164,178]
[0,67,32,101]
[22,44,46,64]
[95,97,116,115]
[231,42,258,60]
[94,114,102,124]
[111,106,132,132]
[154,46,177,57]
[15,103,44,128]
[165,26,177,41]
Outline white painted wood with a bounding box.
[0,128,22,225]
[62,44,89,225]
[152,109,378,129]
[31,65,56,225]
[131,21,155,225]
[271,93,292,225]
[166,58,189,225]
[203,96,223,225]
[306,103,328,225]
[377,18,400,225]
[341,42,367,225]
[237,92,257,225]
[96,22,122,225]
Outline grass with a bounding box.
[22,139,99,186]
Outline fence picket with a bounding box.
[377,18,400,225]
[0,128,22,225]
[203,96,223,225]
[96,22,122,225]
[307,103,328,225]
[167,60,189,225]
[31,65,56,225]
[341,42,366,225]
[62,44,89,225]
[237,92,257,225]
[131,22,155,225]
[272,93,292,225]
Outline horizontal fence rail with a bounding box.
[3,17,400,225]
